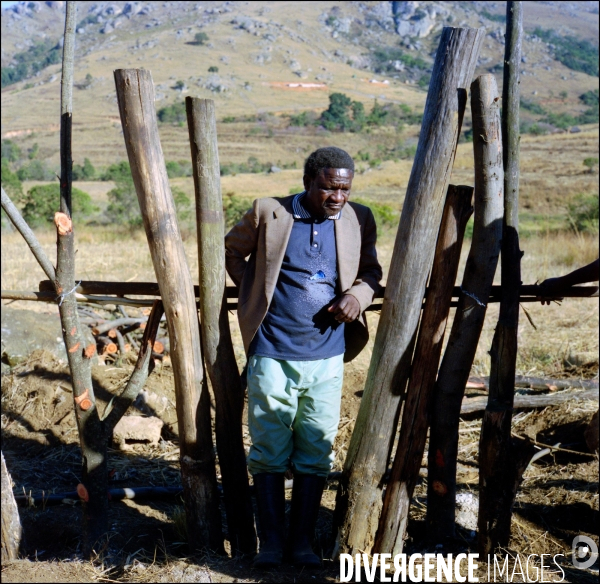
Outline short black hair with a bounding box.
[303,146,354,179]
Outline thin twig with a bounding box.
[512,432,596,458]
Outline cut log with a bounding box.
[334,26,484,556]
[114,68,223,552]
[374,185,473,555]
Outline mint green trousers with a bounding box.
[246,354,344,477]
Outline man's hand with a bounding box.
[328,294,361,323]
[537,277,565,305]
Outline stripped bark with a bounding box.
[426,74,504,540]
[187,97,256,555]
[478,2,527,556]
[1,452,22,561]
[335,27,484,555]
[374,184,473,555]
[113,68,223,552]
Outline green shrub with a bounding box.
[353,198,398,234]
[20,183,96,226]
[194,32,209,45]
[2,139,22,163]
[16,159,55,181]
[527,124,548,136]
[533,27,598,77]
[220,157,271,176]
[208,66,219,73]
[541,111,578,130]
[106,170,140,228]
[157,102,187,124]
[72,157,96,181]
[1,157,24,201]
[520,99,546,115]
[101,161,132,182]
[370,47,429,75]
[579,89,599,106]
[567,194,599,233]
[166,160,192,178]
[223,193,252,227]
[1,39,62,88]
[583,157,599,173]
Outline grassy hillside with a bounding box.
[1,1,598,170]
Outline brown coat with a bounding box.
[224,195,382,362]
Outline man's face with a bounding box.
[303,167,354,218]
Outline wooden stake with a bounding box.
[478,2,530,555]
[334,26,484,555]
[186,97,257,555]
[113,68,223,552]
[426,74,505,540]
[374,184,473,555]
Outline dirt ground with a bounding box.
[1,332,598,583]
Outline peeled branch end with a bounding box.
[54,212,72,235]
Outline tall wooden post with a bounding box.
[426,74,505,540]
[186,97,257,555]
[335,27,484,555]
[114,69,223,552]
[373,184,473,555]
[478,2,533,555]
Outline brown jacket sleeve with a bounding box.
[224,199,260,287]
[346,205,383,313]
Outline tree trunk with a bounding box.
[186,97,257,555]
[374,185,473,555]
[1,452,22,561]
[479,2,528,555]
[113,68,223,552]
[426,74,505,540]
[334,26,484,556]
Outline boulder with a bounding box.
[113,415,163,450]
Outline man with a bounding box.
[225,147,382,568]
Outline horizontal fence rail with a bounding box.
[1,281,597,310]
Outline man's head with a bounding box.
[303,147,355,218]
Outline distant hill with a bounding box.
[1,0,598,169]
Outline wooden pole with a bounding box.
[113,69,223,552]
[1,452,22,561]
[374,184,473,555]
[426,74,505,540]
[55,0,111,556]
[35,280,600,302]
[59,1,76,215]
[478,2,531,555]
[186,97,257,555]
[334,27,484,555]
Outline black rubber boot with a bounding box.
[253,473,286,569]
[288,473,326,568]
